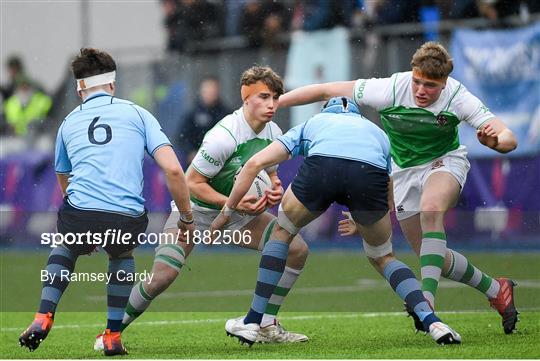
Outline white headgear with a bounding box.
[76,71,116,91]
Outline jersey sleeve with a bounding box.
[452,86,496,129]
[353,76,395,111]
[385,152,393,175]
[381,132,392,174]
[277,122,309,157]
[54,121,72,174]
[137,106,172,156]
[191,125,236,178]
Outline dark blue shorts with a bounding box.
[291,156,389,225]
[57,199,148,258]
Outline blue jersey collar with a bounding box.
[83,91,112,103]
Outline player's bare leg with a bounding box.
[400,173,518,333]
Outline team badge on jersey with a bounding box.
[436,114,448,127]
[431,159,444,169]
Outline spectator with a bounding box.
[291,0,357,31]
[527,0,540,14]
[1,55,25,100]
[373,0,421,25]
[163,0,223,52]
[3,75,52,137]
[225,0,248,36]
[240,0,290,48]
[476,0,521,21]
[0,93,6,136]
[178,76,230,163]
[447,0,480,19]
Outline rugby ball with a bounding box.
[235,168,272,200]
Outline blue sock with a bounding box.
[383,260,440,329]
[244,240,289,325]
[107,257,135,332]
[39,246,78,314]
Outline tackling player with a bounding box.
[278,41,519,335]
[212,97,462,346]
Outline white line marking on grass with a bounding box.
[2,308,539,332]
[83,279,540,301]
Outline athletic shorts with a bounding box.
[392,146,470,221]
[163,201,274,250]
[291,156,389,225]
[164,201,256,233]
[57,199,148,257]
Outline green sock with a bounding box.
[443,249,500,298]
[420,232,447,307]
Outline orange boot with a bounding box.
[19,312,54,351]
[103,329,128,356]
[489,278,519,334]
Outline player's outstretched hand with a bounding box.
[237,195,268,215]
[338,211,358,236]
[266,179,284,207]
[477,124,498,149]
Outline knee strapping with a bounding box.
[277,204,300,235]
[154,243,185,272]
[363,234,393,258]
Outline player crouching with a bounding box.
[212,97,461,346]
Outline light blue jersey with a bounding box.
[55,92,171,216]
[277,112,392,173]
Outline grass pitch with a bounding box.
[1,250,539,358]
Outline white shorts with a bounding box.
[164,201,256,233]
[163,201,274,251]
[392,146,470,221]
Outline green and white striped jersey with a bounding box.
[353,71,495,168]
[190,107,282,209]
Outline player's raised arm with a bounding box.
[278,81,356,108]
[457,85,517,154]
[477,118,517,154]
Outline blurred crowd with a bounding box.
[0,56,53,154]
[1,0,539,158]
[161,0,540,52]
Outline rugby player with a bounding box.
[18,48,194,356]
[94,66,309,350]
[212,97,462,346]
[279,41,519,335]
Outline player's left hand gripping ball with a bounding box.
[266,179,284,207]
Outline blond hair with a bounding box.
[411,42,453,79]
